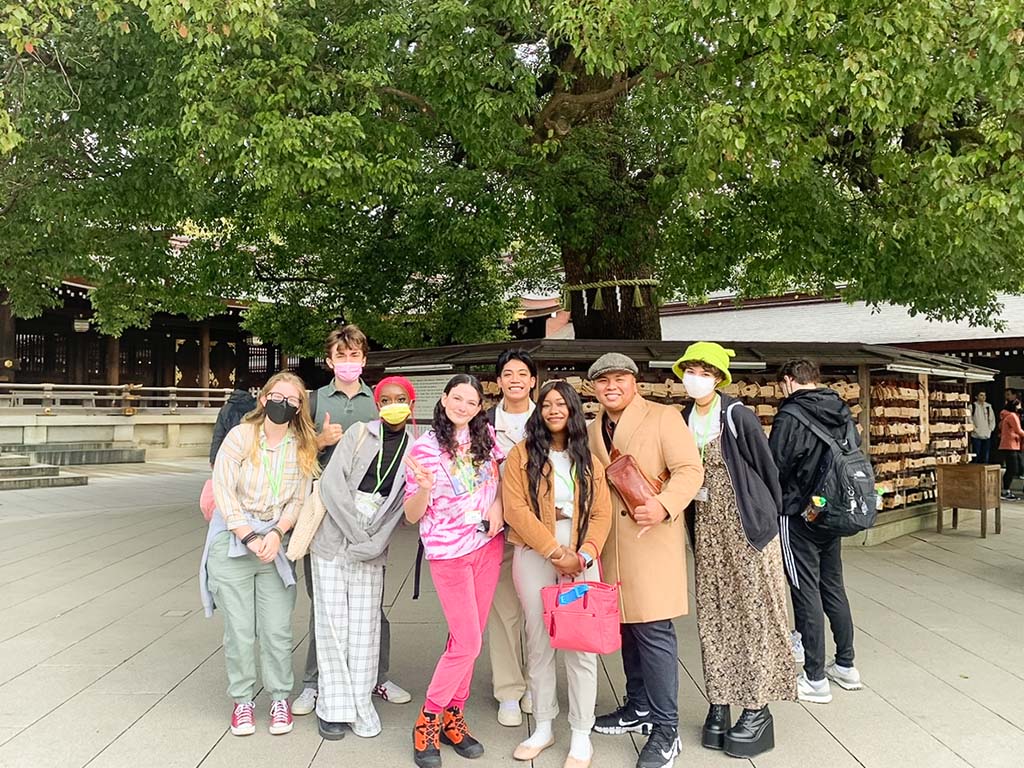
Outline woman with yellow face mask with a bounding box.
[309,376,417,740]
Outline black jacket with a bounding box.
[769,387,859,517]
[683,393,783,551]
[209,390,257,464]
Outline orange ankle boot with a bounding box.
[441,706,484,759]
[413,708,442,768]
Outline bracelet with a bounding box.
[270,526,285,541]
[240,531,261,546]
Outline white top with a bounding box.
[688,397,723,450]
[493,400,535,455]
[549,450,575,519]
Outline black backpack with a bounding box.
[781,404,878,536]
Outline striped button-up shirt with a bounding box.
[212,423,307,530]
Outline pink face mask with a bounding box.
[334,362,364,383]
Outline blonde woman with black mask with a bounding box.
[200,372,320,738]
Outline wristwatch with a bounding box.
[580,550,594,568]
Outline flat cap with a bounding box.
[588,352,639,380]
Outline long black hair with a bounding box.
[525,381,594,548]
[433,374,494,466]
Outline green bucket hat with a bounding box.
[672,342,736,388]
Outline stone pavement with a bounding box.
[0,457,1022,768]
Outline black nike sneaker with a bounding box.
[592,697,654,736]
[637,724,681,768]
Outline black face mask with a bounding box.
[265,400,298,425]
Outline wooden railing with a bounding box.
[0,383,235,414]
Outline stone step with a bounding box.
[27,447,147,466]
[0,473,89,491]
[0,441,125,453]
[0,464,60,479]
[0,454,30,468]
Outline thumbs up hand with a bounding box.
[317,411,344,449]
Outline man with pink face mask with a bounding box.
[294,325,412,720]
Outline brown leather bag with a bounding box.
[605,448,670,520]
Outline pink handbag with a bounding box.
[541,577,621,655]
[200,478,216,522]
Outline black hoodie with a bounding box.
[209,389,257,464]
[769,387,859,518]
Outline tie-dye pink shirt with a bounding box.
[404,427,505,561]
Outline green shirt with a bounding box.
[313,379,378,467]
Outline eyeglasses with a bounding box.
[267,392,301,408]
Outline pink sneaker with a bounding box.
[269,699,293,735]
[231,701,256,736]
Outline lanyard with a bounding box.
[373,432,408,494]
[261,435,291,501]
[552,461,576,498]
[693,395,720,464]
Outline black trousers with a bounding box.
[780,516,855,681]
[1003,450,1023,490]
[621,620,679,726]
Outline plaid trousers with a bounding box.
[312,552,384,737]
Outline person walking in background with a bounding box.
[311,377,418,740]
[503,381,612,768]
[200,372,320,737]
[998,393,1024,500]
[485,349,536,727]
[405,374,506,768]
[674,344,794,758]
[970,391,996,464]
[295,324,412,719]
[769,359,862,705]
[586,353,704,768]
[209,373,261,466]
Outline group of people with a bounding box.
[200,326,864,768]
[970,388,1024,499]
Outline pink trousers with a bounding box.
[424,535,504,713]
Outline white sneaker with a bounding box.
[373,679,412,704]
[791,630,805,664]
[292,687,317,716]
[797,674,833,704]
[498,700,523,727]
[521,690,533,715]
[825,662,864,691]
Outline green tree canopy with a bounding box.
[3,1,1024,349]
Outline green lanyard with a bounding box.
[261,435,291,501]
[373,432,408,494]
[552,459,576,499]
[693,395,720,464]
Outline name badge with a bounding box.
[694,487,709,502]
[464,508,483,525]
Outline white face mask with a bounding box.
[683,372,717,400]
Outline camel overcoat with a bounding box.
[588,395,704,623]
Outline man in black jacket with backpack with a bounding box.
[769,359,863,705]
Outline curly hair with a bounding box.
[524,381,595,548]
[432,374,494,466]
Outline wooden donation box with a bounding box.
[935,464,1002,538]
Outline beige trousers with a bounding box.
[512,519,599,731]
[487,540,528,702]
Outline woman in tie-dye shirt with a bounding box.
[404,374,505,767]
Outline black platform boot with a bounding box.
[723,706,774,758]
[701,704,731,750]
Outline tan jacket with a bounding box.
[502,442,613,564]
[588,395,704,623]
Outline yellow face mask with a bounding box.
[379,403,412,425]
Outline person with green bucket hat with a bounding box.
[673,342,795,759]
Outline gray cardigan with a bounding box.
[311,419,414,565]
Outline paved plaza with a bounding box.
[0,458,1022,768]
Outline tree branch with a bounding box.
[377,86,435,117]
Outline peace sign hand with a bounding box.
[405,456,435,492]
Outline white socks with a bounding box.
[570,728,593,760]
[520,719,553,749]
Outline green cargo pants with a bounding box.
[207,532,296,703]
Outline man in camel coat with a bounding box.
[586,353,704,768]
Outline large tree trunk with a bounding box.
[561,248,662,339]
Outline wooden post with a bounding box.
[106,336,120,385]
[199,322,212,405]
[857,364,871,458]
[0,288,15,383]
